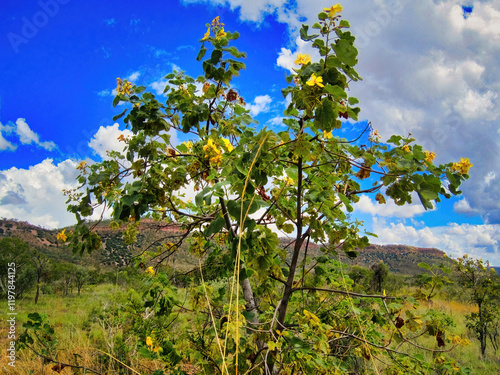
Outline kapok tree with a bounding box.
[63,4,472,374]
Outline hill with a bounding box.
[0,218,451,275]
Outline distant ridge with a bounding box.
[0,218,453,275]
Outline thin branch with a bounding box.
[291,286,396,300]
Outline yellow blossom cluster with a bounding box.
[56,229,67,243]
[324,3,343,18]
[146,336,161,353]
[203,138,233,166]
[451,158,473,175]
[116,78,133,95]
[202,16,226,41]
[183,141,193,150]
[284,176,294,185]
[424,151,436,163]
[323,130,333,139]
[203,138,223,165]
[221,137,234,152]
[306,73,324,88]
[146,266,155,275]
[294,53,311,65]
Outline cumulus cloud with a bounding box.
[372,218,500,265]
[88,123,133,159]
[247,95,273,116]
[0,159,81,229]
[356,194,427,218]
[200,0,500,223]
[0,118,56,151]
[182,0,288,22]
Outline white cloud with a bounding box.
[88,123,133,159]
[182,0,288,22]
[266,0,500,224]
[127,71,141,82]
[372,218,500,266]
[0,123,16,151]
[0,159,81,229]
[356,194,427,218]
[97,89,111,97]
[0,118,56,151]
[247,95,273,116]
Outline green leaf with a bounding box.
[195,186,211,207]
[209,49,223,65]
[314,98,337,132]
[196,46,207,61]
[418,262,431,271]
[348,97,359,105]
[333,39,358,67]
[113,109,128,121]
[204,215,226,237]
[300,24,319,41]
[387,135,402,145]
[324,84,347,99]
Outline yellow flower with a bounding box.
[424,151,436,163]
[184,141,193,150]
[324,3,343,18]
[202,27,210,40]
[452,158,473,175]
[372,129,380,138]
[146,337,153,349]
[284,176,294,185]
[210,151,223,165]
[402,144,410,153]
[76,161,87,170]
[212,16,220,26]
[217,28,227,39]
[294,53,311,65]
[203,138,216,152]
[180,84,191,97]
[323,130,333,139]
[116,77,123,93]
[221,138,233,152]
[146,266,155,275]
[56,229,67,243]
[204,139,223,166]
[306,73,324,88]
[122,81,133,95]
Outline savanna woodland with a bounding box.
[4,4,500,375]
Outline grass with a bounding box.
[1,283,499,374]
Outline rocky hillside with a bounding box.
[0,218,451,275]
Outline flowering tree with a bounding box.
[62,4,472,374]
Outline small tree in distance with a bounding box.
[61,4,473,374]
[455,255,499,358]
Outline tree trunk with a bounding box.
[35,282,40,304]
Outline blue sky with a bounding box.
[1,0,499,265]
